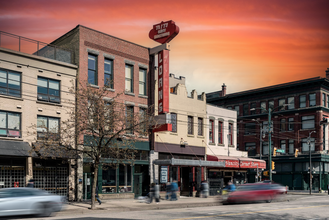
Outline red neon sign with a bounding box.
[149,20,179,44]
[158,50,169,114]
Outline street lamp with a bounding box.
[251,104,288,181]
[308,131,316,195]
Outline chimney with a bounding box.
[326,68,329,79]
[221,83,227,97]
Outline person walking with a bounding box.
[148,183,155,204]
[27,179,34,188]
[201,181,209,198]
[95,186,102,205]
[154,183,160,203]
[171,181,178,201]
[165,182,172,200]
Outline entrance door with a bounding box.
[181,167,192,196]
[133,173,142,198]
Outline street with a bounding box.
[4,195,329,220]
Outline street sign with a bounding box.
[276,149,285,153]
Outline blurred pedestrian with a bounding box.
[95,186,101,205]
[327,184,329,196]
[171,181,178,201]
[148,183,155,204]
[201,181,209,198]
[154,183,160,203]
[225,181,236,192]
[27,179,34,188]
[165,182,172,200]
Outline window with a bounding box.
[288,118,294,131]
[125,106,134,134]
[228,123,233,145]
[279,99,286,110]
[37,116,59,140]
[268,100,274,110]
[302,115,315,129]
[327,95,329,107]
[104,59,113,88]
[88,54,97,85]
[139,69,146,96]
[119,164,132,192]
[300,95,306,108]
[125,64,133,92]
[0,111,21,138]
[280,140,286,154]
[309,93,316,107]
[280,119,286,131]
[245,123,256,135]
[288,97,295,110]
[234,106,239,116]
[0,69,21,97]
[218,121,223,144]
[37,77,60,103]
[289,140,294,154]
[260,102,266,113]
[209,120,214,143]
[323,93,326,107]
[188,116,193,135]
[250,103,256,115]
[102,166,117,193]
[227,106,232,110]
[171,113,177,133]
[263,142,269,155]
[245,142,256,151]
[302,138,315,152]
[243,104,249,116]
[198,117,203,136]
[139,108,147,135]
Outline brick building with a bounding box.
[51,25,151,199]
[206,70,329,190]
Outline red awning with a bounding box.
[206,155,266,169]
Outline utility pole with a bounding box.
[268,108,272,181]
[308,131,316,195]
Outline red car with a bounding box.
[225,183,285,204]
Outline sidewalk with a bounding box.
[288,190,329,196]
[57,194,295,217]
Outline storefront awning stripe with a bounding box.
[153,158,225,167]
[206,155,266,169]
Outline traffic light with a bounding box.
[263,171,269,176]
[271,161,275,170]
[273,147,277,157]
[295,149,299,157]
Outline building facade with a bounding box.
[207,72,329,190]
[0,33,78,200]
[51,25,151,199]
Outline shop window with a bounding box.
[139,68,147,96]
[104,59,113,88]
[198,117,203,136]
[102,166,117,193]
[88,54,97,85]
[0,111,21,138]
[171,113,177,133]
[309,93,316,107]
[209,119,214,143]
[188,116,193,135]
[288,97,295,110]
[125,64,133,92]
[218,121,223,144]
[37,116,59,140]
[301,115,315,129]
[0,69,21,97]
[119,165,132,193]
[37,77,60,103]
[300,95,306,108]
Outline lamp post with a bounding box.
[308,131,316,195]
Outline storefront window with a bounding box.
[102,166,116,193]
[119,165,132,193]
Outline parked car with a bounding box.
[0,187,66,217]
[225,183,284,204]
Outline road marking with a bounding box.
[172,205,329,220]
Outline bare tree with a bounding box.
[29,82,156,209]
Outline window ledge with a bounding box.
[209,143,216,146]
[88,84,100,89]
[138,95,148,99]
[125,91,135,97]
[229,145,235,148]
[187,134,194,138]
[0,94,23,101]
[36,101,62,107]
[0,137,23,141]
[217,144,225,146]
[197,136,204,139]
[170,132,178,135]
[105,88,115,92]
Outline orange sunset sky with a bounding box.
[0,0,328,94]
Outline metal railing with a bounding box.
[0,31,74,64]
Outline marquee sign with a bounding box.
[149,20,180,44]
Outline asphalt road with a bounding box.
[4,195,329,220]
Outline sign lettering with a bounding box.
[158,50,169,114]
[149,20,180,44]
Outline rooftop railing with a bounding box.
[0,31,74,64]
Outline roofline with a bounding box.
[207,76,327,99]
[50,25,150,50]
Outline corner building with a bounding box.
[51,25,151,200]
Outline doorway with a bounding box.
[133,173,142,198]
[180,167,193,196]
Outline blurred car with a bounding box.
[225,183,284,204]
[0,187,66,217]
